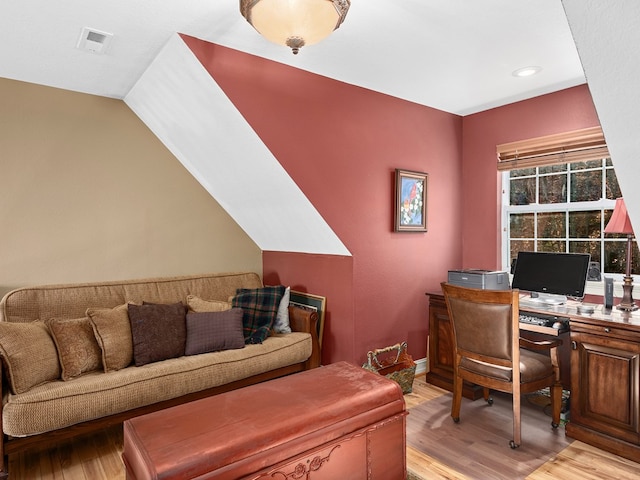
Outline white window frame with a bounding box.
[500,164,622,297]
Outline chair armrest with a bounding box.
[519,337,562,373]
[0,359,5,471]
[288,306,321,369]
[519,337,562,351]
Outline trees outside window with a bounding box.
[503,158,638,277]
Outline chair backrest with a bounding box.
[441,283,520,369]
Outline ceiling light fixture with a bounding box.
[512,66,542,77]
[240,0,350,55]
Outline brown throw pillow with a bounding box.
[185,309,245,355]
[0,321,61,394]
[48,317,102,380]
[87,303,134,372]
[127,302,187,367]
[186,295,232,313]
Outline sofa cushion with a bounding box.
[87,303,133,372]
[232,286,285,344]
[0,321,61,394]
[185,309,245,355]
[2,332,312,437]
[186,295,232,313]
[127,302,187,366]
[48,317,102,380]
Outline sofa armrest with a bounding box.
[0,360,6,476]
[288,306,321,369]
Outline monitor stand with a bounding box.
[522,292,567,306]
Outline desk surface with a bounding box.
[518,294,640,329]
[428,290,640,334]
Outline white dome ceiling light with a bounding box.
[240,0,350,55]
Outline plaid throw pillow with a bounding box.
[233,286,285,344]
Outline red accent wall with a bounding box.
[461,85,602,269]
[183,36,463,364]
[183,36,602,365]
[262,253,354,365]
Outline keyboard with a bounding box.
[519,312,569,330]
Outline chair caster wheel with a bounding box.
[552,422,559,429]
[509,440,520,449]
[452,417,460,423]
[487,397,493,406]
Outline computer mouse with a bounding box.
[552,321,563,329]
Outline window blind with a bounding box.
[496,126,609,171]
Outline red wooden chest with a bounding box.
[122,361,407,479]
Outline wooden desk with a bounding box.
[561,303,640,463]
[426,292,640,462]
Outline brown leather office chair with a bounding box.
[441,282,562,449]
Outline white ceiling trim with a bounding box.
[125,34,351,256]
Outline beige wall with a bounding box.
[0,78,261,297]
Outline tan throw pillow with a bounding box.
[86,303,133,372]
[186,295,232,313]
[48,317,102,381]
[0,321,61,394]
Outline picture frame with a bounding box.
[394,168,428,232]
[289,291,326,347]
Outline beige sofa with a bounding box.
[0,272,320,475]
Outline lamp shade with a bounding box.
[240,0,350,54]
[605,198,634,235]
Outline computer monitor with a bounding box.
[511,251,591,305]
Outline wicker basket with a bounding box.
[362,342,416,394]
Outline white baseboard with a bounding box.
[415,357,427,375]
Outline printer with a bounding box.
[447,269,510,290]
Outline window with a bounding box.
[498,128,638,281]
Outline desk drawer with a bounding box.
[570,320,640,342]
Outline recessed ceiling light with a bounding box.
[512,66,542,77]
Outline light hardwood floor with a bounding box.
[405,375,640,480]
[8,373,640,479]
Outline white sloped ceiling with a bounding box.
[563,0,640,232]
[125,34,350,256]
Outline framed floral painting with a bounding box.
[394,169,427,232]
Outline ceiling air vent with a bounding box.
[76,27,113,54]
